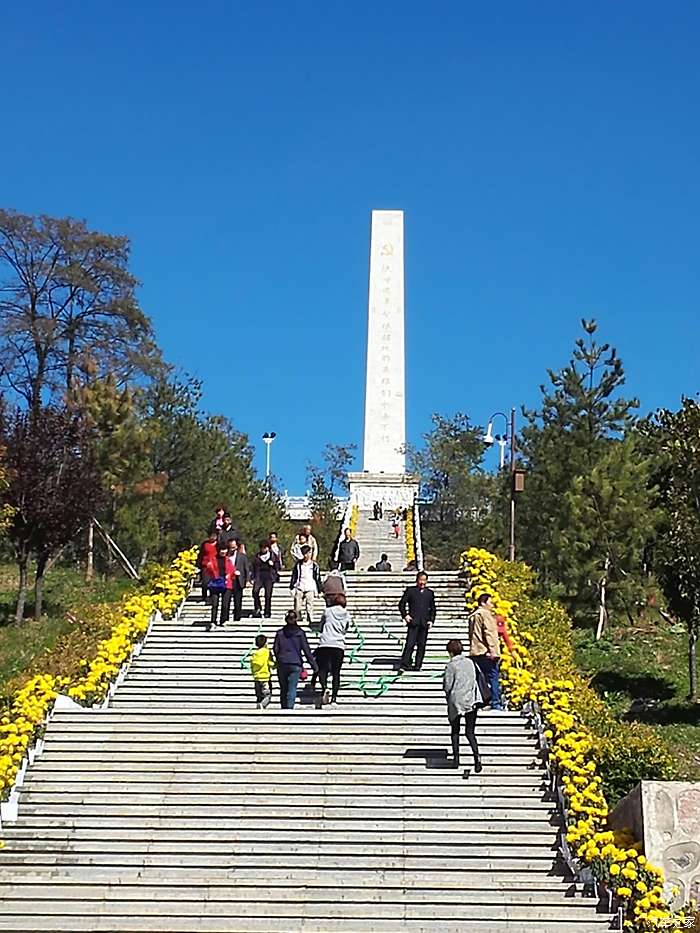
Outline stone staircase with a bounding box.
[353,509,407,571]
[0,571,613,931]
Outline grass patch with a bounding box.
[573,617,700,781]
[0,563,134,695]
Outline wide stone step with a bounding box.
[0,912,608,933]
[35,757,544,777]
[42,729,535,747]
[0,881,580,904]
[0,851,562,870]
[0,870,573,889]
[6,817,555,833]
[0,919,610,932]
[17,802,554,821]
[0,898,606,922]
[3,829,557,847]
[47,714,531,732]
[23,776,547,797]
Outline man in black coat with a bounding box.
[227,539,251,621]
[398,571,436,672]
[338,528,360,571]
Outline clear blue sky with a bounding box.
[3,2,698,491]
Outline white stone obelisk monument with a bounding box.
[348,210,418,510]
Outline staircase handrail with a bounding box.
[413,493,425,572]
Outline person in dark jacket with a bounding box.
[227,539,250,621]
[196,530,219,601]
[202,544,235,630]
[217,513,238,549]
[269,531,285,570]
[337,528,360,571]
[398,571,437,672]
[273,610,318,709]
[251,540,281,618]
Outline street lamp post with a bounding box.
[484,408,517,561]
[262,432,276,480]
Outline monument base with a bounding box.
[610,781,700,907]
[348,472,419,511]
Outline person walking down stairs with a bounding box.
[337,528,360,571]
[398,571,437,672]
[290,545,323,625]
[251,540,280,618]
[196,530,219,601]
[443,638,483,772]
[202,544,235,630]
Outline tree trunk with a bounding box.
[15,555,29,623]
[689,624,698,704]
[86,519,94,582]
[595,558,610,641]
[34,551,49,621]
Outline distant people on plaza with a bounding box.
[469,593,503,710]
[290,544,323,625]
[322,568,345,605]
[203,543,235,630]
[399,571,436,672]
[375,553,392,572]
[208,505,226,535]
[392,512,401,539]
[269,531,284,570]
[251,540,281,619]
[250,633,275,708]
[443,639,482,772]
[217,513,238,548]
[290,531,309,562]
[273,610,318,709]
[196,530,219,601]
[316,593,351,706]
[402,507,409,522]
[338,528,360,571]
[227,538,250,621]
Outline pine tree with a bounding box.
[645,398,700,701]
[519,320,655,624]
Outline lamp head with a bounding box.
[483,420,495,445]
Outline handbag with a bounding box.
[472,657,492,709]
[208,576,227,593]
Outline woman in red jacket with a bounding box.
[196,531,219,602]
[202,544,237,630]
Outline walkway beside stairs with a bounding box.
[0,565,613,931]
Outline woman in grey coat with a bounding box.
[443,639,482,771]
